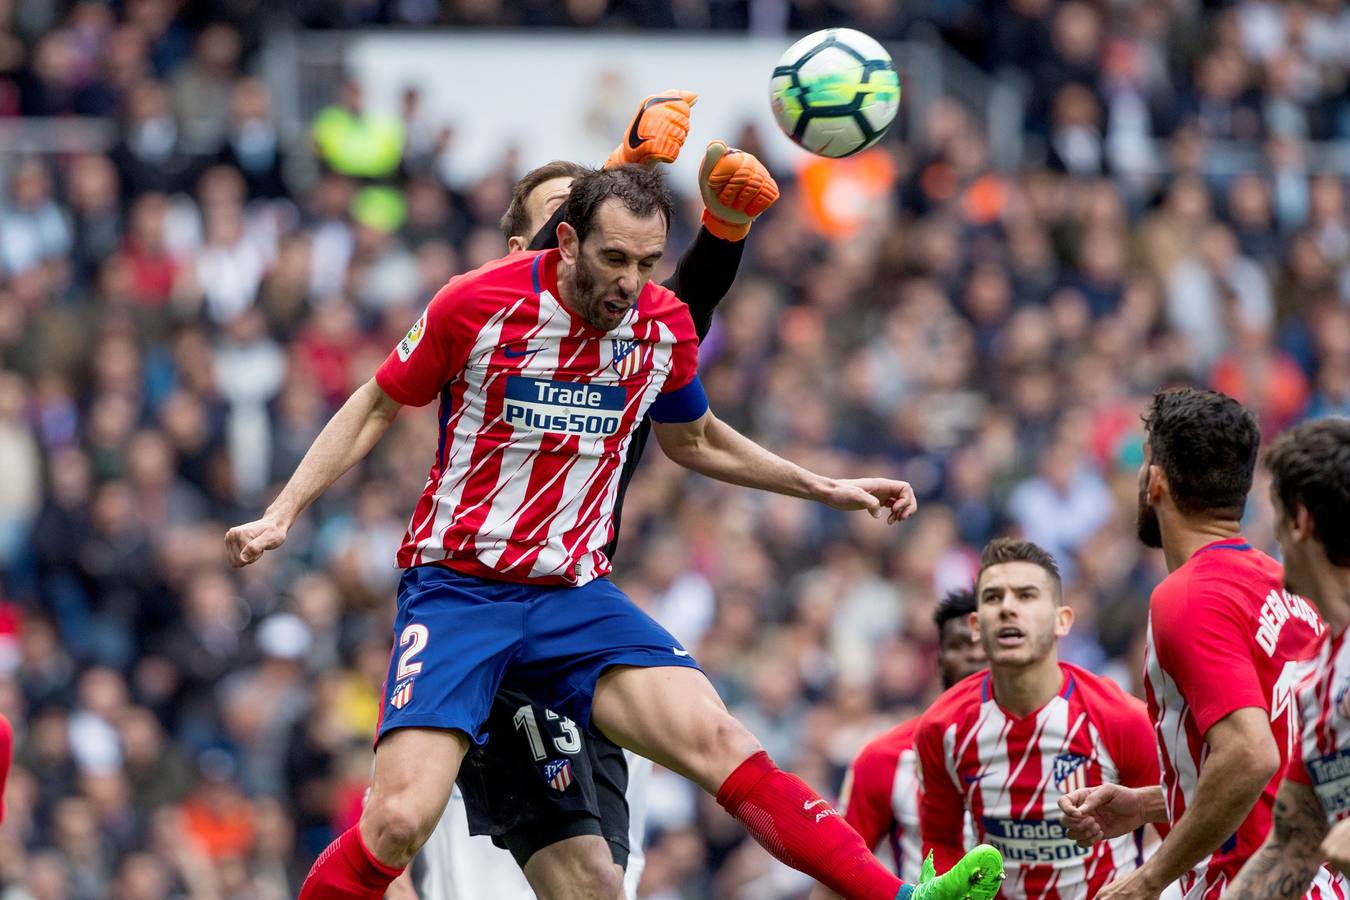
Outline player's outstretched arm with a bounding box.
[1059,783,1167,847]
[1096,708,1280,900]
[652,409,917,523]
[225,378,402,566]
[1226,778,1328,900]
[1324,817,1350,877]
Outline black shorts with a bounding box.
[455,685,632,869]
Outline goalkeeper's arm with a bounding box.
[665,141,779,338]
[661,227,744,340]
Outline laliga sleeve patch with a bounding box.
[396,309,428,362]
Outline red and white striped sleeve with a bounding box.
[375,272,483,408]
[916,698,969,871]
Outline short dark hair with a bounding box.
[562,164,673,244]
[978,538,1062,598]
[933,588,977,632]
[1266,417,1350,567]
[500,160,589,241]
[1142,387,1260,519]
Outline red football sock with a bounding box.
[298,825,404,899]
[0,714,11,824]
[717,751,904,900]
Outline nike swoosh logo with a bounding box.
[628,95,683,149]
[963,772,992,784]
[672,647,690,657]
[803,799,828,811]
[504,345,543,359]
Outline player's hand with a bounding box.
[1058,784,1144,848]
[225,516,288,567]
[698,140,780,242]
[606,89,697,168]
[821,478,917,523]
[1322,818,1350,877]
[1094,866,1162,900]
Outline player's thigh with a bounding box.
[378,566,528,746]
[591,664,762,794]
[362,726,470,855]
[522,834,624,900]
[515,577,702,734]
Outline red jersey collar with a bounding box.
[981,662,1075,721]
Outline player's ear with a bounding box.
[1146,464,1166,504]
[966,610,979,636]
[1292,502,1315,543]
[507,235,527,253]
[557,221,580,264]
[1054,599,1074,637]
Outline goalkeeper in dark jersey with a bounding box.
[403,90,779,900]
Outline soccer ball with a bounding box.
[769,28,901,158]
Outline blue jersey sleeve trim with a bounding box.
[531,254,543,294]
[649,376,708,424]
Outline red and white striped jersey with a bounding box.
[839,718,925,883]
[1288,627,1350,827]
[915,663,1158,900]
[375,249,699,586]
[1144,538,1327,900]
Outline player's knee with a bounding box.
[570,856,623,900]
[532,844,623,900]
[361,795,437,868]
[712,713,762,763]
[564,858,621,895]
[688,712,762,786]
[597,863,625,900]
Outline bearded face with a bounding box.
[570,246,639,332]
[559,200,665,333]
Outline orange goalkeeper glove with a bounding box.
[606,90,697,168]
[698,140,780,242]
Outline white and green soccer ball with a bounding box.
[769,28,901,158]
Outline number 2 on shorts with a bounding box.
[397,623,429,679]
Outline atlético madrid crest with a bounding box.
[611,339,648,379]
[1053,752,1089,793]
[389,679,414,710]
[544,759,573,792]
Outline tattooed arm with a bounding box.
[1225,778,1329,900]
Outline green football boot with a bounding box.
[897,845,1005,900]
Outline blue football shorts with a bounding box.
[376,565,702,744]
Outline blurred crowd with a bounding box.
[1,0,1349,898]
